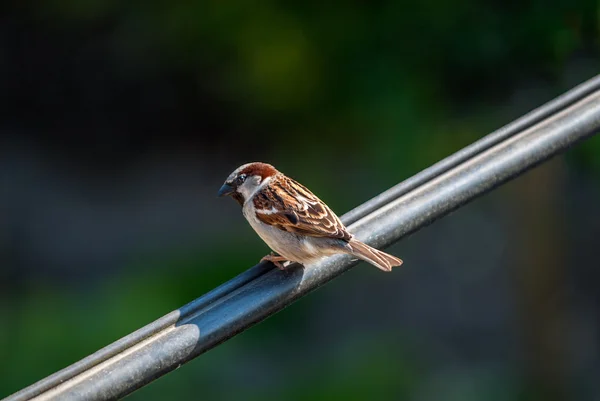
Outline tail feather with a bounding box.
[346,239,403,272]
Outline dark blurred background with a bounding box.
[1,1,600,400]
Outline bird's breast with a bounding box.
[242,204,323,263]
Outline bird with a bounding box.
[218,162,403,272]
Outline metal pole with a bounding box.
[6,77,600,401]
[343,75,600,224]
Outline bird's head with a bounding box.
[218,162,278,205]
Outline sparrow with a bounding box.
[218,162,403,272]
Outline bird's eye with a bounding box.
[236,174,247,184]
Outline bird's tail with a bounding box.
[346,239,403,272]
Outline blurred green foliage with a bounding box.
[31,0,600,175]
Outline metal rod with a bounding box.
[343,74,600,224]
[6,76,600,401]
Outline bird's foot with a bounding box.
[260,253,290,270]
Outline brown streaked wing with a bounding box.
[253,176,352,241]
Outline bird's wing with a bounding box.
[253,175,352,241]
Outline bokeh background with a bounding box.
[2,1,600,400]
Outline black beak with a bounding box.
[217,183,235,197]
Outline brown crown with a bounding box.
[239,162,278,179]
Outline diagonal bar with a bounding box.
[6,75,600,401]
